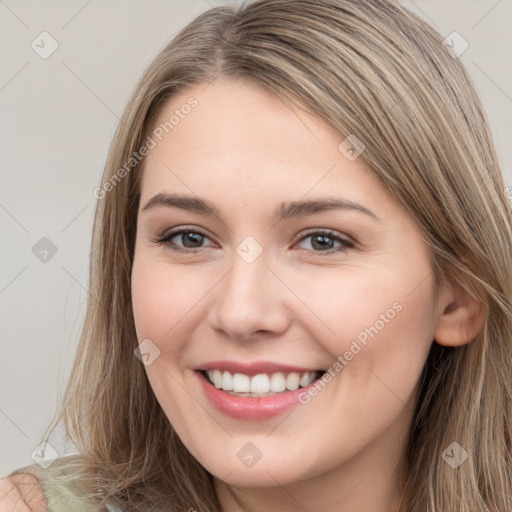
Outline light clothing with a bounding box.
[12,456,122,512]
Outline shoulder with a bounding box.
[0,471,47,511]
[1,455,105,512]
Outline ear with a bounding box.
[433,279,486,347]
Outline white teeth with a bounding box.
[232,373,250,392]
[221,371,233,391]
[250,374,270,393]
[213,369,223,389]
[270,372,286,392]
[205,370,320,394]
[300,371,316,387]
[285,372,300,391]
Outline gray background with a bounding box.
[1,0,511,475]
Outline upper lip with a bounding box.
[195,360,323,376]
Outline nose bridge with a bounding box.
[208,241,289,339]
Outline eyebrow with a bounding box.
[141,193,381,222]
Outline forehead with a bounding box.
[147,78,336,163]
[140,78,394,219]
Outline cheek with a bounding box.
[288,271,435,455]
[131,256,203,341]
[301,265,435,389]
[130,257,206,426]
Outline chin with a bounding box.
[199,449,315,489]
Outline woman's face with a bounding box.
[131,78,439,493]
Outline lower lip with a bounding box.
[195,371,321,421]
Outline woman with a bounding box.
[3,0,511,510]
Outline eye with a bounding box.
[152,227,354,255]
[295,230,354,255]
[152,227,215,253]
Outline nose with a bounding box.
[206,248,291,342]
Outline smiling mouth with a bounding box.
[199,369,325,397]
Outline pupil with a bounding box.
[183,232,203,248]
[312,235,333,250]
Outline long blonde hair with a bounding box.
[18,0,512,510]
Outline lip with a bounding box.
[195,360,323,376]
[195,369,324,421]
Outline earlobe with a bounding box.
[433,281,487,347]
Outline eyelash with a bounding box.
[152,227,355,255]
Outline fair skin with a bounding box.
[0,474,47,512]
[1,77,484,512]
[130,78,485,512]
